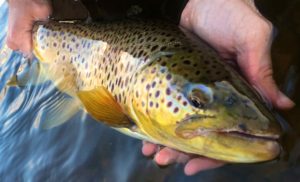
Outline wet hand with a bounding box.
[6,0,51,57]
[142,141,224,176]
[180,0,294,109]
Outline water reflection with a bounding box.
[0,1,299,181]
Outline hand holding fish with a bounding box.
[6,0,51,57]
[144,0,294,176]
[180,0,294,109]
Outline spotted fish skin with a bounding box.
[32,20,282,163]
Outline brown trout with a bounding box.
[12,20,281,163]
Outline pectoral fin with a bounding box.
[77,87,133,127]
[7,59,49,87]
[35,96,82,129]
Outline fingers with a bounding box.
[142,141,158,156]
[236,19,295,110]
[142,141,191,164]
[184,158,225,176]
[6,0,51,55]
[154,147,191,165]
[7,14,34,55]
[142,142,225,176]
[238,48,295,110]
[250,65,295,110]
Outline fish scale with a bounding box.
[27,20,282,162]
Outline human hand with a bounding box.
[180,0,294,109]
[143,0,295,176]
[6,0,51,57]
[142,141,224,176]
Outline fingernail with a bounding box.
[277,92,295,108]
[154,153,173,165]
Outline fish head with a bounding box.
[176,80,281,141]
[132,50,282,162]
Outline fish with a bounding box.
[9,20,282,163]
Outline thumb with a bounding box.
[238,51,295,110]
[251,69,294,110]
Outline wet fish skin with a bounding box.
[30,20,281,163]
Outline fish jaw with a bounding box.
[179,130,280,163]
[132,102,281,163]
[172,114,280,162]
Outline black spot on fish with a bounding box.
[166,88,171,95]
[174,107,179,113]
[183,60,191,65]
[155,91,160,98]
[146,84,150,90]
[151,45,158,52]
[149,101,153,107]
[111,84,115,92]
[166,74,172,80]
[167,101,172,107]
[152,81,156,88]
[160,46,167,51]
[177,95,182,101]
[151,67,156,74]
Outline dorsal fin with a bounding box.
[77,86,133,127]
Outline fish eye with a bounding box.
[188,89,209,109]
[190,97,205,108]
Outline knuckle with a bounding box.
[260,19,274,35]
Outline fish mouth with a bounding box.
[212,130,279,141]
[176,115,280,141]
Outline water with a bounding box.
[0,1,300,181]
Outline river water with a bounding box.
[0,1,299,181]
